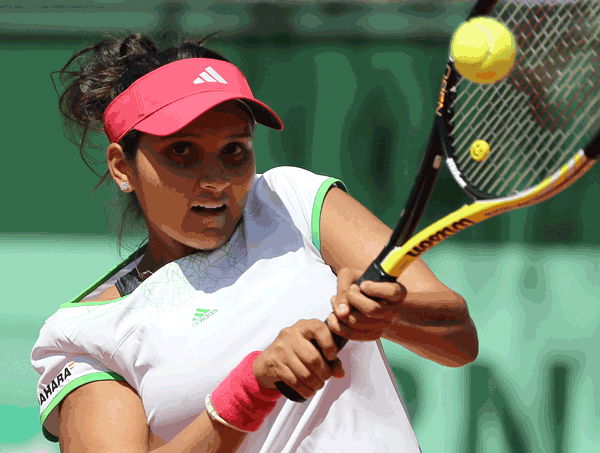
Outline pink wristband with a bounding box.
[211,351,282,432]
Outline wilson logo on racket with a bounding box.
[406,218,474,257]
[38,363,74,405]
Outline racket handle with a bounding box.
[355,259,398,286]
[275,260,397,402]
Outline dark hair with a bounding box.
[54,33,230,250]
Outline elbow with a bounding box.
[444,342,478,368]
[452,316,479,367]
[452,294,479,366]
[463,299,479,364]
[468,324,480,363]
[460,338,479,366]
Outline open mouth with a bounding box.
[191,204,227,214]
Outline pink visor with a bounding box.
[103,59,283,143]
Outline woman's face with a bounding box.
[130,100,256,254]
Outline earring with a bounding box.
[120,182,130,191]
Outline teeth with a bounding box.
[193,203,225,209]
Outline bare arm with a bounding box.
[59,380,247,453]
[320,187,478,367]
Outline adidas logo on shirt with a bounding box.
[192,308,218,327]
[193,67,228,84]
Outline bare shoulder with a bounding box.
[320,187,392,275]
[59,380,149,452]
[82,285,122,303]
[320,187,452,293]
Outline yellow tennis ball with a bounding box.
[451,17,516,84]
[470,140,490,161]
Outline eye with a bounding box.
[222,142,245,156]
[164,142,198,168]
[220,142,252,168]
[171,142,192,156]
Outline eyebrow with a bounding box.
[230,132,253,139]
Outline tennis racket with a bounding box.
[277,0,600,402]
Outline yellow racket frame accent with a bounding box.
[382,150,596,277]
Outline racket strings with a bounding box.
[502,24,599,189]
[451,13,561,188]
[448,0,600,199]
[501,23,600,194]
[513,4,587,128]
[464,1,595,192]
[458,0,598,194]
[519,10,598,131]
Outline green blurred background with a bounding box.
[1,1,599,451]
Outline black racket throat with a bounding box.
[388,118,445,249]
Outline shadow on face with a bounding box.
[131,100,257,257]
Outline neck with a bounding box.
[137,232,197,276]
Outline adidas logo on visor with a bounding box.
[193,67,228,84]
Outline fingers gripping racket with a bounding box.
[277,0,600,402]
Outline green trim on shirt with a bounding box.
[311,178,348,254]
[41,371,126,442]
[64,245,146,305]
[59,296,129,309]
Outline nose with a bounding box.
[197,156,230,192]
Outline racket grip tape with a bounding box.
[274,260,397,402]
[354,259,398,286]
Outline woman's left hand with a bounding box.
[326,268,408,341]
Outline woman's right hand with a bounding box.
[253,319,345,401]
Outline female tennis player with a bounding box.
[31,34,478,453]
